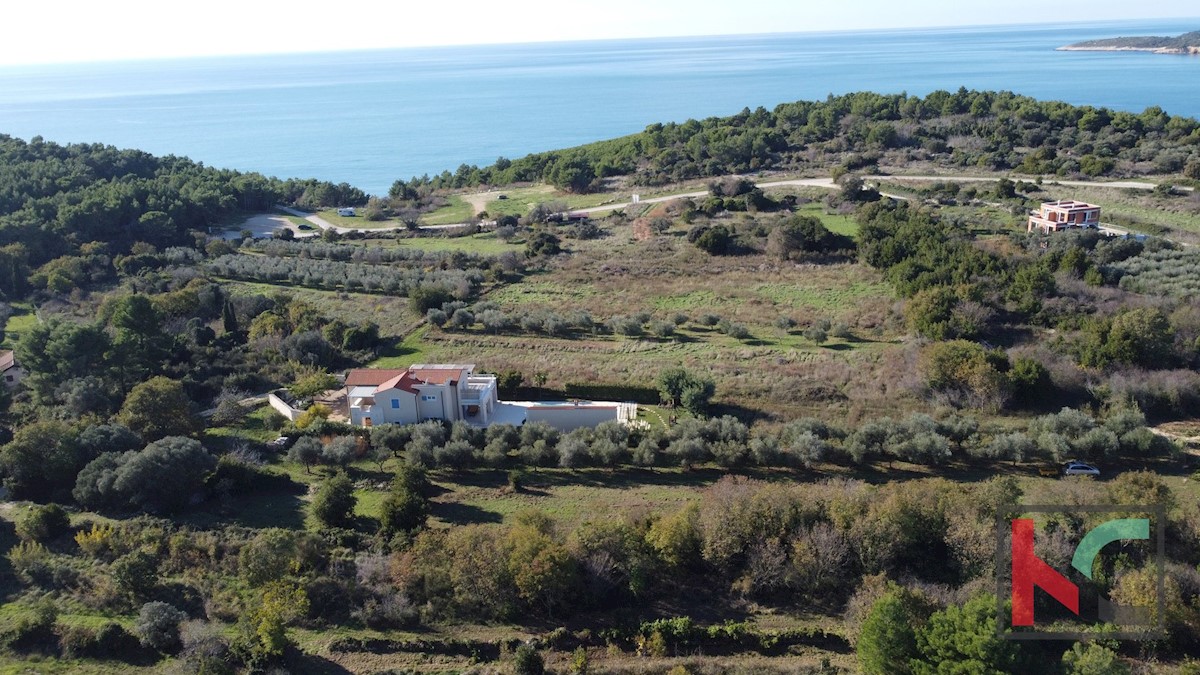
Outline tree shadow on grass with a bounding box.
[707,402,773,426]
[283,650,353,674]
[375,338,421,361]
[225,491,307,529]
[432,501,504,526]
[0,517,18,596]
[821,342,854,351]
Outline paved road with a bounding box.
[859,175,1188,191]
[250,174,1189,235]
[569,174,1192,216]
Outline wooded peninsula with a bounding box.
[1060,30,1200,54]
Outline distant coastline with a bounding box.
[1059,30,1200,54]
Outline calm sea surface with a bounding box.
[1,19,1197,195]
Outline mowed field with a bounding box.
[365,217,916,422]
[221,280,425,337]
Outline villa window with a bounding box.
[391,399,400,409]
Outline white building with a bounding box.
[344,364,638,431]
[346,364,498,427]
[1027,200,1101,234]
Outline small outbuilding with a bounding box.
[0,350,23,388]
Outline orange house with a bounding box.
[1027,200,1101,234]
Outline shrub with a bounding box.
[693,225,733,255]
[135,601,187,652]
[658,367,716,414]
[650,320,676,338]
[311,470,356,529]
[117,376,200,441]
[2,600,58,653]
[288,436,323,473]
[7,541,52,585]
[426,308,448,326]
[57,624,111,659]
[724,322,751,340]
[915,594,1026,672]
[321,435,359,465]
[857,586,926,675]
[75,522,118,559]
[16,503,71,542]
[379,464,431,536]
[179,620,234,674]
[514,644,546,675]
[294,403,332,429]
[570,646,589,674]
[210,396,248,427]
[920,340,1011,411]
[73,436,216,514]
[113,550,160,599]
[288,370,339,399]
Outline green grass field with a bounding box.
[481,183,714,219]
[2,304,37,349]
[370,325,433,368]
[377,233,522,255]
[222,280,422,336]
[482,185,616,218]
[393,222,906,420]
[794,203,861,237]
[314,209,399,230]
[419,196,475,225]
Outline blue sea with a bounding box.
[1,19,1197,195]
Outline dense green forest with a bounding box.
[0,92,1199,673]
[0,134,367,272]
[391,89,1200,194]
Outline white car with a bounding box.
[1063,461,1100,477]
[267,436,293,451]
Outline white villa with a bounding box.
[343,364,639,431]
[347,364,499,427]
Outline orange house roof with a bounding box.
[345,368,409,387]
[408,367,470,386]
[376,371,420,394]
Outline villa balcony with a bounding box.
[462,375,497,404]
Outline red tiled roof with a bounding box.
[409,367,469,386]
[345,368,409,387]
[347,365,472,390]
[376,371,419,395]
